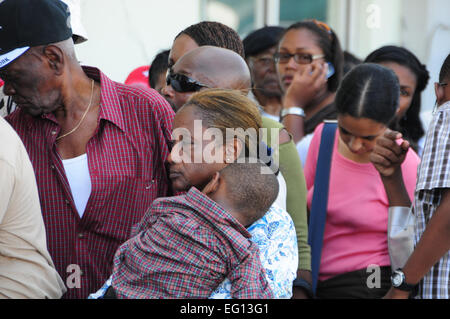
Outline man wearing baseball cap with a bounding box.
[243,26,285,122]
[0,0,174,298]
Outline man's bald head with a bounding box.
[175,46,252,91]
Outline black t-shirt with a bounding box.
[304,103,337,135]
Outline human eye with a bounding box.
[259,57,274,65]
[339,126,350,135]
[0,73,14,83]
[275,52,291,63]
[295,53,312,64]
[167,140,175,151]
[400,88,411,97]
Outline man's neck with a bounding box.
[53,68,101,159]
[253,90,282,117]
[55,69,97,121]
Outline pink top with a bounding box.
[304,123,419,281]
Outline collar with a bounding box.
[81,66,126,133]
[185,187,251,239]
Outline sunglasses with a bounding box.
[273,52,325,65]
[166,71,209,93]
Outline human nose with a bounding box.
[167,149,174,165]
[162,82,174,99]
[348,137,363,152]
[285,55,299,70]
[3,81,16,96]
[167,142,185,165]
[267,59,277,72]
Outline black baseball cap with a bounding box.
[0,0,72,69]
[243,26,285,58]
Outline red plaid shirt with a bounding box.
[111,187,274,299]
[5,66,174,298]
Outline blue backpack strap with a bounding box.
[308,121,338,296]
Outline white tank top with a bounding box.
[62,153,92,218]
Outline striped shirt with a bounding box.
[111,187,274,299]
[5,66,175,298]
[413,101,450,299]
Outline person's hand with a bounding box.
[383,287,410,299]
[370,129,409,178]
[291,270,313,299]
[292,287,311,299]
[283,61,328,109]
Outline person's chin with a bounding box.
[19,104,44,117]
[170,177,189,193]
[350,148,369,156]
[161,96,179,112]
[261,87,283,98]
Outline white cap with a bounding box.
[61,0,88,44]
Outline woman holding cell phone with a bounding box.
[275,19,344,166]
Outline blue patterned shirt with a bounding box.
[209,204,298,299]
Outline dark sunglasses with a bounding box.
[166,71,209,93]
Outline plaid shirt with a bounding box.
[413,101,450,299]
[111,187,274,299]
[5,66,174,298]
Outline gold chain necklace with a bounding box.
[56,79,95,141]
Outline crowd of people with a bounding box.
[0,0,448,300]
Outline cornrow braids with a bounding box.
[176,21,245,58]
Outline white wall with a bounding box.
[73,0,449,129]
[348,0,402,59]
[402,0,450,128]
[74,0,202,82]
[328,0,450,130]
[327,0,402,60]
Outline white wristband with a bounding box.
[281,107,305,119]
